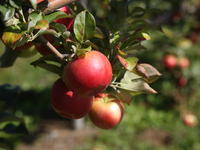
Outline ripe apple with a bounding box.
[54,5,73,32]
[178,57,190,69]
[177,76,187,87]
[182,113,198,127]
[50,78,94,119]
[89,93,124,130]
[62,50,113,97]
[163,54,177,69]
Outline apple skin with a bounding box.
[178,57,190,69]
[15,42,33,51]
[89,93,124,130]
[50,78,94,119]
[182,113,198,127]
[54,6,73,32]
[18,45,38,58]
[63,51,112,97]
[177,77,187,87]
[163,54,177,69]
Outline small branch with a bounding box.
[37,0,79,15]
[36,35,67,65]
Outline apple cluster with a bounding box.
[51,50,124,130]
[162,54,190,70]
[162,54,190,87]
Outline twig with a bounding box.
[36,35,68,65]
[37,0,79,15]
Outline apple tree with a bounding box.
[0,0,163,148]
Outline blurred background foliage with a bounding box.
[1,0,200,149]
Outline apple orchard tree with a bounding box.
[0,0,163,147]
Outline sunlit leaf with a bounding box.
[3,123,28,136]
[34,20,49,29]
[0,2,15,21]
[29,0,37,10]
[2,26,23,48]
[0,113,24,124]
[117,55,138,71]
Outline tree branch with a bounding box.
[37,0,79,15]
[36,35,68,65]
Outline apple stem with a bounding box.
[36,35,68,65]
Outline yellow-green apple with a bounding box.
[54,5,73,32]
[182,113,198,127]
[89,93,124,130]
[163,54,177,69]
[15,42,34,51]
[50,78,94,119]
[62,50,112,97]
[18,44,38,58]
[178,57,190,69]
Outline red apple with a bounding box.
[178,57,190,69]
[163,54,177,69]
[54,6,73,32]
[37,0,44,3]
[89,93,124,130]
[50,78,94,119]
[177,77,187,87]
[63,50,113,97]
[182,113,198,127]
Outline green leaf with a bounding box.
[74,10,96,43]
[117,55,138,71]
[2,25,28,48]
[9,0,21,8]
[31,60,62,75]
[94,27,104,39]
[34,20,49,29]
[0,138,13,150]
[0,113,24,124]
[29,0,37,10]
[0,1,15,21]
[45,11,72,23]
[0,101,6,114]
[50,23,70,39]
[28,10,45,26]
[77,46,92,55]
[3,123,28,136]
[120,28,151,50]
